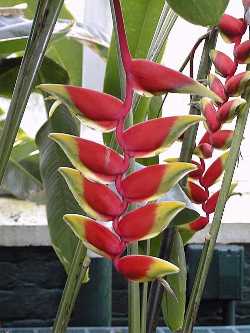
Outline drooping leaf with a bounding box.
[166,0,230,27]
[36,107,84,273]
[0,57,69,98]
[162,231,186,332]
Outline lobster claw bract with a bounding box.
[121,163,197,202]
[49,133,128,184]
[122,115,203,158]
[38,84,123,132]
[130,59,222,103]
[225,72,250,97]
[64,214,125,259]
[59,167,124,221]
[218,14,247,44]
[114,255,179,282]
[201,151,229,188]
[114,202,185,242]
[210,130,234,150]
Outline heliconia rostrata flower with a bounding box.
[38,0,245,282]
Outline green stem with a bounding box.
[183,87,250,333]
[53,243,90,333]
[141,240,151,333]
[179,29,218,164]
[127,242,141,333]
[0,0,64,184]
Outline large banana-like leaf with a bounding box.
[36,107,84,273]
[0,56,69,98]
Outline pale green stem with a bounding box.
[53,244,89,332]
[141,240,151,333]
[183,86,250,333]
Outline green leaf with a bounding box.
[1,158,44,203]
[166,0,229,27]
[0,16,72,57]
[36,106,85,273]
[162,231,187,332]
[0,1,73,20]
[0,56,69,98]
[46,37,82,86]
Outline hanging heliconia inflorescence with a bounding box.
[179,2,250,243]
[38,0,235,282]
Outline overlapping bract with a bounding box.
[43,0,239,282]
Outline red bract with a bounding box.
[114,255,179,282]
[210,130,234,150]
[59,167,125,221]
[189,160,205,179]
[186,179,209,204]
[194,143,214,159]
[38,84,123,132]
[178,216,209,245]
[199,132,211,145]
[200,98,221,132]
[219,14,247,44]
[49,133,128,184]
[234,40,250,63]
[122,115,202,157]
[121,163,196,202]
[114,202,185,242]
[224,71,250,96]
[210,50,237,78]
[64,214,125,259]
[207,74,228,103]
[129,59,222,102]
[201,151,229,188]
[217,98,246,122]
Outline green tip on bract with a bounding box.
[48,100,62,118]
[58,166,78,178]
[36,83,67,96]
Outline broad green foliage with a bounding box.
[166,0,230,26]
[36,107,84,274]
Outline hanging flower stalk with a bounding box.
[173,12,249,245]
[38,0,221,286]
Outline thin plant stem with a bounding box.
[183,85,250,333]
[179,29,218,165]
[53,244,90,332]
[0,0,64,184]
[146,228,176,333]
[141,239,151,333]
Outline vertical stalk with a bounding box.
[179,29,218,164]
[141,240,151,333]
[53,244,90,332]
[146,29,217,333]
[146,228,176,333]
[183,85,250,333]
[0,0,64,184]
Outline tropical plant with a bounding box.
[0,1,249,333]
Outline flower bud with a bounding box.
[201,151,229,188]
[218,14,247,43]
[210,50,237,78]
